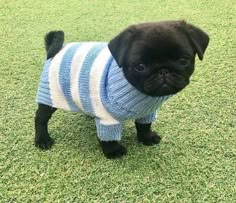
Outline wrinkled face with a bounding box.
[108,21,209,97]
[123,30,195,96]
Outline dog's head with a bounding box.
[108,20,209,96]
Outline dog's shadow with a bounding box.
[49,111,164,166]
[49,111,97,150]
[49,111,139,155]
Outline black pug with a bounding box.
[35,20,209,159]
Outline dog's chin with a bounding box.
[143,83,187,97]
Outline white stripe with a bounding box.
[49,43,77,110]
[70,42,98,112]
[89,47,119,125]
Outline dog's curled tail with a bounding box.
[44,30,64,59]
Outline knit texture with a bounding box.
[36,42,172,141]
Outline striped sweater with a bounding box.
[36,42,171,141]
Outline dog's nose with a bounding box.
[158,69,169,77]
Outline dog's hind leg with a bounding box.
[35,104,57,150]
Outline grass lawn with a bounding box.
[0,0,235,202]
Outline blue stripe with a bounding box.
[36,59,52,106]
[79,43,107,115]
[99,55,113,112]
[59,43,82,111]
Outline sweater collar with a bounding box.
[105,58,172,119]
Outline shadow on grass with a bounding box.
[46,111,164,162]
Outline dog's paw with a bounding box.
[138,131,161,146]
[99,141,127,159]
[35,135,55,150]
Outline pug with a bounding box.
[35,20,209,159]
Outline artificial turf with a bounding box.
[0,0,235,202]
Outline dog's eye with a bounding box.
[179,57,190,66]
[135,64,146,72]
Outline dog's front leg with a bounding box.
[95,119,127,159]
[135,112,161,145]
[135,122,161,145]
[99,140,127,159]
[135,113,161,145]
[35,104,57,150]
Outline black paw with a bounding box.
[99,141,127,159]
[35,134,55,150]
[138,131,161,146]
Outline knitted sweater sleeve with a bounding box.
[95,118,123,141]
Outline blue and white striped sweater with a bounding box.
[36,42,171,141]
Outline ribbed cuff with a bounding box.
[135,112,156,124]
[95,119,123,141]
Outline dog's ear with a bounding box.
[108,26,137,67]
[180,21,209,60]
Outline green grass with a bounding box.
[0,0,235,202]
